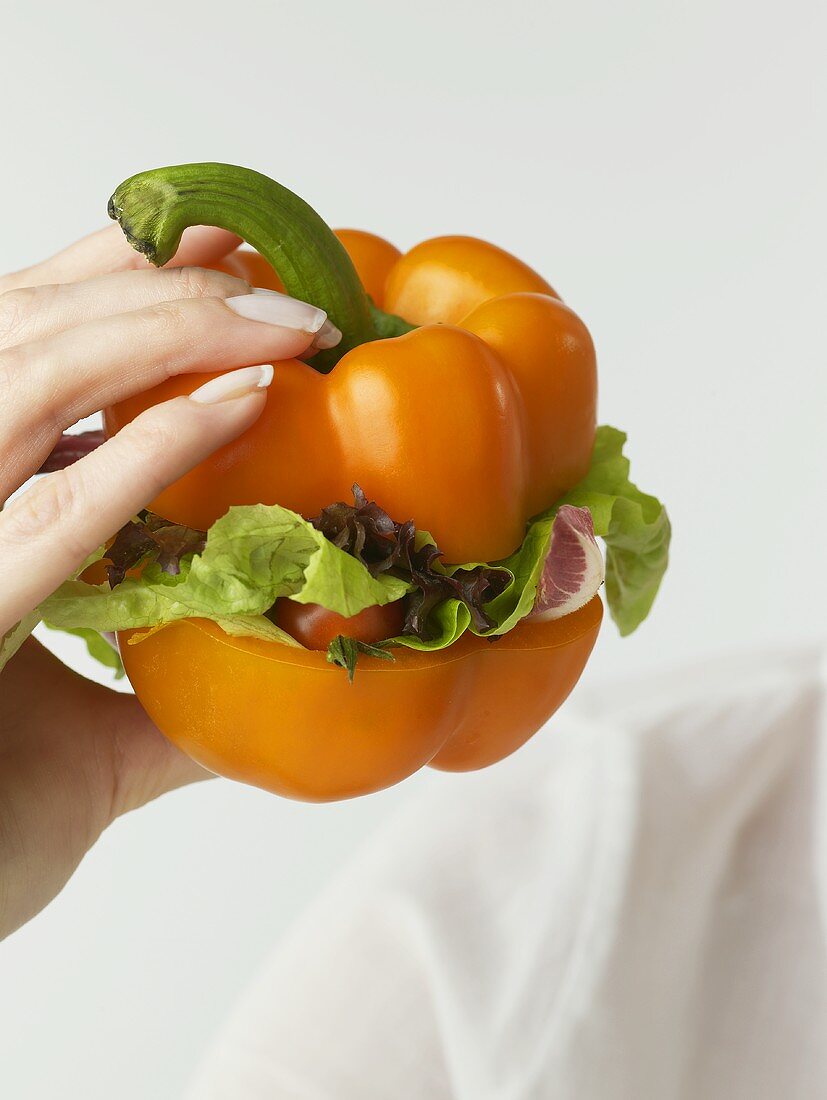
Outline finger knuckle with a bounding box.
[169,266,234,300]
[0,348,39,483]
[129,296,233,381]
[0,353,16,411]
[114,411,185,499]
[3,470,84,546]
[0,287,39,349]
[0,346,30,417]
[140,299,190,336]
[133,299,202,366]
[0,343,64,460]
[119,408,180,463]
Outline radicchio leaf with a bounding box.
[530,505,605,620]
[312,486,510,640]
[37,430,105,473]
[105,512,207,587]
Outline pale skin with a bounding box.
[0,225,340,940]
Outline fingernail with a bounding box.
[226,289,327,334]
[253,288,342,349]
[189,364,274,405]
[313,317,343,350]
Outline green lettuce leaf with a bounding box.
[212,615,302,647]
[0,547,107,676]
[554,425,671,635]
[390,597,472,653]
[0,611,42,672]
[39,503,409,642]
[47,624,125,679]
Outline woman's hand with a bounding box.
[0,224,339,940]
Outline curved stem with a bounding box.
[108,163,377,371]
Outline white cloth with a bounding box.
[186,647,827,1099]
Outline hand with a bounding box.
[0,223,338,940]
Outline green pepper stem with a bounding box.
[109,162,384,371]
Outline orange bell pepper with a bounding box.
[103,163,602,800]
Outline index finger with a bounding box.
[0,225,242,293]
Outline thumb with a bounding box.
[104,690,211,820]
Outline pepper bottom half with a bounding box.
[118,597,602,802]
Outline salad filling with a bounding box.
[20,425,669,678]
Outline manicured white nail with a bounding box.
[254,288,342,349]
[313,317,343,350]
[189,364,274,405]
[226,289,327,334]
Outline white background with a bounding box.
[1,1,824,1096]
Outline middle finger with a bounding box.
[0,266,248,349]
[0,292,336,501]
